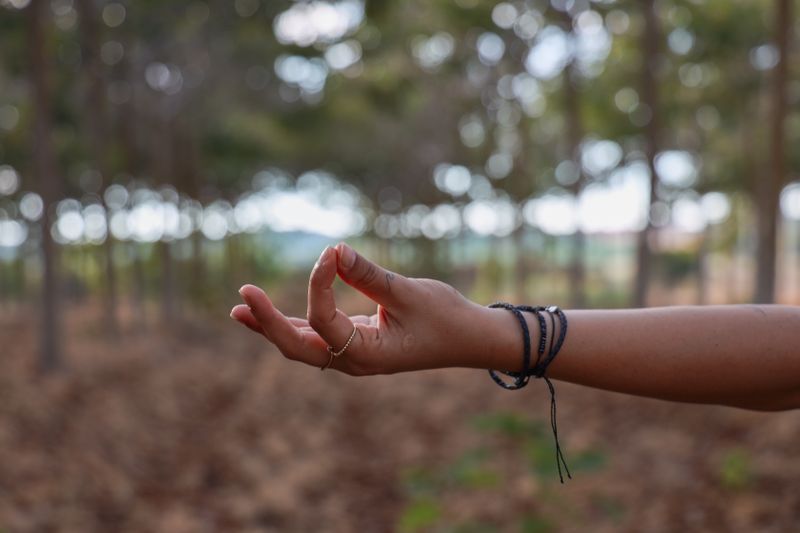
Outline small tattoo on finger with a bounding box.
[385,272,395,292]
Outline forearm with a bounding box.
[480,304,800,411]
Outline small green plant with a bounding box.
[446,448,501,489]
[718,448,752,490]
[447,521,500,533]
[398,411,608,532]
[398,498,442,533]
[567,449,607,473]
[471,411,546,438]
[519,515,555,533]
[402,466,439,497]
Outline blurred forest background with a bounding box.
[1,0,799,531]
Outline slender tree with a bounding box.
[75,0,119,334]
[27,0,62,371]
[755,0,792,303]
[155,113,177,324]
[563,53,587,308]
[632,0,663,307]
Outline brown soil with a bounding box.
[0,304,798,533]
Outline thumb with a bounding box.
[336,242,407,307]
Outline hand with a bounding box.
[230,243,519,375]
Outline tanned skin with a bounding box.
[231,244,800,412]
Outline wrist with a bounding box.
[469,305,538,373]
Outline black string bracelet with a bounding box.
[486,303,532,389]
[487,303,572,483]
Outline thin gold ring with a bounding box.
[320,325,357,371]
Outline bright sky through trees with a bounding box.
[0,0,797,254]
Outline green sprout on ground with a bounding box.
[718,448,753,490]
[397,411,610,532]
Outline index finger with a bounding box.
[307,246,360,354]
[239,284,329,366]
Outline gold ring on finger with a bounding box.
[320,325,357,371]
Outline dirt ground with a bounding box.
[0,304,798,533]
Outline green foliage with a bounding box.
[398,498,442,533]
[473,410,608,480]
[2,0,792,299]
[401,465,440,498]
[519,515,555,533]
[523,436,556,477]
[445,522,500,533]
[471,412,546,439]
[655,249,698,286]
[566,449,607,472]
[586,284,630,309]
[397,410,607,530]
[718,448,753,490]
[400,447,504,497]
[445,448,501,489]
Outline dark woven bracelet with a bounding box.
[486,302,572,483]
[487,302,532,389]
[516,305,548,369]
[532,306,568,379]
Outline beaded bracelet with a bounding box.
[487,303,572,483]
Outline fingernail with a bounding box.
[316,246,332,268]
[339,243,356,269]
[238,286,253,306]
[229,308,237,319]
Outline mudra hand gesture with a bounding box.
[230,243,800,413]
[230,243,516,375]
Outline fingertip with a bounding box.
[311,246,338,288]
[327,245,339,268]
[230,304,250,321]
[336,242,356,269]
[239,284,269,307]
[240,283,265,293]
[315,246,330,266]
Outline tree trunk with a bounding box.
[16,254,27,308]
[632,0,662,308]
[152,105,178,323]
[513,225,528,301]
[191,230,205,307]
[696,228,710,305]
[554,9,587,308]
[131,242,146,326]
[755,0,791,303]
[160,240,176,323]
[173,123,205,309]
[28,0,62,372]
[0,263,6,312]
[75,0,119,334]
[563,59,587,308]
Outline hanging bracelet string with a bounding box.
[487,303,572,483]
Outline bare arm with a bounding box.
[231,244,800,412]
[489,305,800,411]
